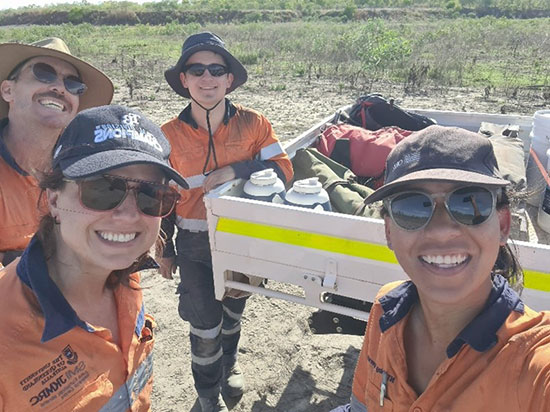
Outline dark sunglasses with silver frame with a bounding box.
[182,63,229,77]
[9,61,87,96]
[384,185,501,231]
[65,174,180,218]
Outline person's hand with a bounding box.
[203,166,236,193]
[224,272,265,299]
[224,288,251,299]
[159,256,177,279]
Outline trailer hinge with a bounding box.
[323,259,337,290]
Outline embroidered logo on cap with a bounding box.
[93,113,163,152]
[392,152,421,172]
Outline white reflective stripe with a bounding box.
[221,324,241,335]
[260,141,285,160]
[99,352,153,412]
[222,305,242,321]
[175,216,208,232]
[190,322,222,339]
[185,174,207,189]
[191,348,223,366]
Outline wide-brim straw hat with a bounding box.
[165,31,247,98]
[0,37,113,118]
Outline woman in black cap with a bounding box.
[0,105,187,411]
[333,125,550,412]
[161,31,293,412]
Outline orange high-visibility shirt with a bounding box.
[0,237,155,412]
[162,100,293,233]
[351,276,550,412]
[0,119,45,252]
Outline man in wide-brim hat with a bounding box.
[0,37,113,267]
[160,31,294,412]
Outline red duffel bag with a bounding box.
[316,123,413,187]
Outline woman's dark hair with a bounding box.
[493,189,523,294]
[380,187,524,294]
[37,167,164,289]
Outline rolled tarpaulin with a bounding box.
[291,148,380,218]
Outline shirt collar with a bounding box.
[378,274,524,357]
[16,235,157,343]
[0,117,28,176]
[178,98,237,128]
[16,236,91,343]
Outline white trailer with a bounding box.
[204,108,550,321]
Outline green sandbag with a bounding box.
[291,148,380,218]
[479,122,526,192]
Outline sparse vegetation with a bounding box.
[1,0,550,25]
[0,2,548,106]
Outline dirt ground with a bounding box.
[111,74,547,412]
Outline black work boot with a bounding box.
[198,393,229,412]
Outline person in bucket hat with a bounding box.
[0,105,186,411]
[0,37,114,267]
[332,126,550,412]
[161,31,293,412]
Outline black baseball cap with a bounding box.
[164,31,247,98]
[52,105,188,189]
[364,125,509,204]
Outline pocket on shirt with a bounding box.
[366,379,394,411]
[224,140,252,160]
[172,144,206,163]
[47,373,114,412]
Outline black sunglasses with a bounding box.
[22,62,87,96]
[182,63,229,77]
[385,186,499,231]
[68,175,180,218]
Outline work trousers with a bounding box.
[176,232,247,398]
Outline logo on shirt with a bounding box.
[367,356,396,383]
[20,346,89,408]
[62,345,78,365]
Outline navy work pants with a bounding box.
[176,242,247,398]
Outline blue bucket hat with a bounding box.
[164,31,248,98]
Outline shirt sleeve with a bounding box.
[231,113,293,184]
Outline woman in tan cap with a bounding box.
[333,126,550,412]
[0,37,113,268]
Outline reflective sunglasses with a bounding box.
[384,186,498,231]
[23,62,87,95]
[182,63,229,77]
[68,175,180,218]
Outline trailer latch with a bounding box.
[322,259,337,290]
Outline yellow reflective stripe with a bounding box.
[524,270,550,292]
[216,217,550,292]
[216,217,397,264]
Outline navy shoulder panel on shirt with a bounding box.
[0,118,28,175]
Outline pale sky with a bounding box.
[0,0,155,11]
